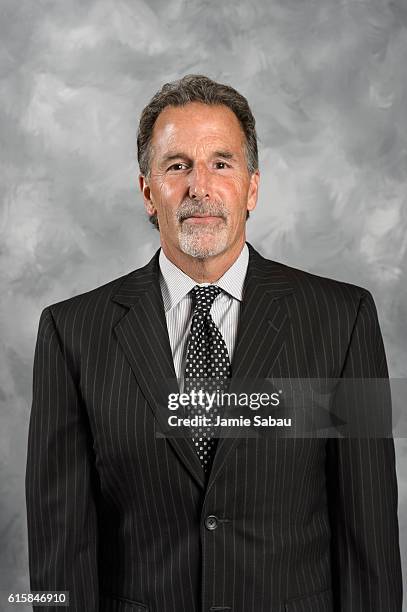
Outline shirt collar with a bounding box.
[159,243,249,313]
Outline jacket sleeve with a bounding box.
[325,291,403,611]
[25,307,100,611]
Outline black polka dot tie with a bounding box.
[184,285,231,476]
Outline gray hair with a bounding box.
[137,74,258,177]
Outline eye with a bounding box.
[167,163,188,171]
[214,161,230,169]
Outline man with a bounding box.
[26,75,402,611]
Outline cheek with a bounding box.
[153,182,183,226]
[221,174,249,195]
[156,178,185,205]
[221,178,250,211]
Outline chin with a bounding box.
[178,228,229,259]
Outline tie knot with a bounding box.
[192,285,221,314]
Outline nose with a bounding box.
[188,165,211,200]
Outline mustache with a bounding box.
[176,199,228,222]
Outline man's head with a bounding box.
[137,75,260,260]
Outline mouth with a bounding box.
[182,215,224,224]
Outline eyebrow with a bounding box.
[159,150,237,166]
[213,150,236,160]
[160,153,190,165]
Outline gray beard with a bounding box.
[176,198,229,258]
[178,222,229,259]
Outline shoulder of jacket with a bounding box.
[281,261,369,297]
[255,249,372,308]
[42,260,153,325]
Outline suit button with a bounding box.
[205,515,218,530]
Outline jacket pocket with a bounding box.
[100,592,149,612]
[285,588,333,611]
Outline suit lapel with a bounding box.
[231,243,294,379]
[206,243,294,491]
[111,250,206,489]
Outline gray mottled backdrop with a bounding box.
[1,0,406,609]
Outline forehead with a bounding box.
[151,102,246,155]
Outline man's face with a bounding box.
[139,102,259,259]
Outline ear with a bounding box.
[247,169,260,212]
[139,174,156,217]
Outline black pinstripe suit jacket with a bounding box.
[25,243,402,612]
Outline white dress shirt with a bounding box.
[158,243,249,382]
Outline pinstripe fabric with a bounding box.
[159,244,248,382]
[25,242,402,612]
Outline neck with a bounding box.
[161,237,246,283]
